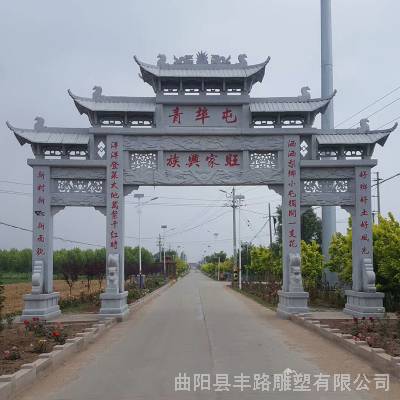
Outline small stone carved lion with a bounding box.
[288,253,303,292]
[299,86,311,100]
[34,117,45,131]
[107,253,119,292]
[157,54,167,66]
[237,54,247,66]
[359,118,370,133]
[32,260,44,294]
[92,86,102,100]
[361,258,376,292]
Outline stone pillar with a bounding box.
[344,167,385,317]
[99,135,129,320]
[21,166,61,320]
[277,135,309,317]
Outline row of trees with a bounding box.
[1,246,188,295]
[202,208,400,309]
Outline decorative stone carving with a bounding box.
[31,260,44,295]
[173,55,193,65]
[237,54,247,66]
[249,152,278,169]
[358,118,370,133]
[56,179,104,194]
[211,55,231,64]
[157,54,167,66]
[288,253,303,292]
[302,179,349,193]
[92,86,102,100]
[298,86,311,100]
[196,51,209,64]
[123,136,283,152]
[34,117,45,131]
[130,152,157,170]
[362,258,376,292]
[107,253,119,293]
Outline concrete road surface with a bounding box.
[17,271,400,399]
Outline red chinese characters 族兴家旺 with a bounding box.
[206,153,219,168]
[166,153,181,168]
[225,153,240,167]
[186,153,200,168]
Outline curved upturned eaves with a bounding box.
[250,91,336,114]
[316,123,398,146]
[134,56,270,79]
[6,121,89,146]
[68,90,156,113]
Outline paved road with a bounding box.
[18,271,399,399]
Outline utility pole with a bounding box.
[232,187,237,275]
[161,225,167,278]
[158,234,162,262]
[134,193,144,288]
[268,202,273,248]
[375,172,381,221]
[321,0,337,285]
[236,194,245,290]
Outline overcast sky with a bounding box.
[1,0,400,262]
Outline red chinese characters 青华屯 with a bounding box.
[169,106,183,124]
[222,108,237,124]
[195,107,210,125]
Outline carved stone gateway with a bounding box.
[7,52,397,320]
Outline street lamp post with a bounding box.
[161,224,167,279]
[134,193,144,287]
[235,194,245,290]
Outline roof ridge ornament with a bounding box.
[34,117,45,131]
[196,51,209,64]
[92,86,102,100]
[358,118,370,133]
[150,53,251,66]
[173,55,194,65]
[298,86,311,101]
[157,54,167,67]
[237,54,247,66]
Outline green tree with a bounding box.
[249,246,282,279]
[275,206,322,245]
[374,213,400,293]
[204,251,227,264]
[326,232,352,284]
[301,241,324,289]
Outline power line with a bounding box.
[377,115,400,130]
[0,221,104,247]
[335,85,400,128]
[349,96,400,128]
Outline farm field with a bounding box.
[4,279,104,314]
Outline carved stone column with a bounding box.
[99,135,129,320]
[21,166,61,320]
[277,135,309,317]
[344,166,385,317]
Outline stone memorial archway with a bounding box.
[7,52,396,320]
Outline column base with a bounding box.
[343,290,385,318]
[21,292,61,321]
[277,290,309,318]
[99,291,129,321]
